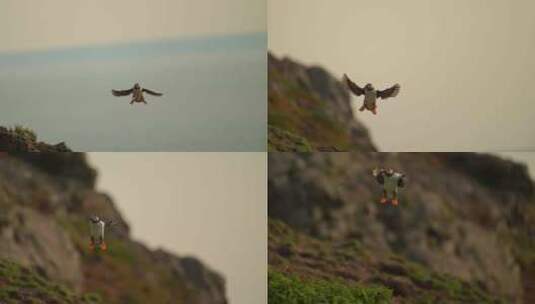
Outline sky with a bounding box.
[0,0,266,53]
[268,0,535,152]
[88,153,267,304]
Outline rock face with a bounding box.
[0,207,84,290]
[268,53,376,152]
[269,152,535,303]
[0,154,226,304]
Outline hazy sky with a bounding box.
[88,153,267,304]
[269,0,535,152]
[0,0,265,52]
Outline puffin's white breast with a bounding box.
[364,90,376,107]
[90,221,105,237]
[383,173,402,192]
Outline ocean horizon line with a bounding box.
[0,31,266,67]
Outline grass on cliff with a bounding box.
[0,258,101,304]
[268,68,354,151]
[269,269,392,304]
[268,125,313,152]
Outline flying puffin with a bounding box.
[373,168,406,206]
[112,83,163,104]
[343,74,400,115]
[88,215,121,251]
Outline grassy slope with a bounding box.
[268,68,355,151]
[268,125,313,152]
[269,219,504,304]
[0,259,101,304]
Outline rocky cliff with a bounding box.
[0,126,71,152]
[268,53,377,152]
[0,153,226,304]
[268,152,535,303]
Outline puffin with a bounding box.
[343,74,400,115]
[373,168,406,206]
[112,83,163,104]
[88,215,121,251]
[89,215,107,251]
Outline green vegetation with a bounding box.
[0,258,100,304]
[269,270,392,304]
[268,125,313,152]
[268,68,354,151]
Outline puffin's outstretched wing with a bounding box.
[377,84,400,100]
[112,88,134,97]
[103,218,126,234]
[343,74,364,96]
[398,173,406,188]
[142,88,163,96]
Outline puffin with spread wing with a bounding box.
[112,83,163,104]
[343,74,400,115]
